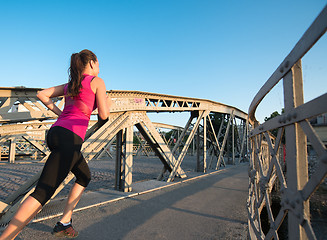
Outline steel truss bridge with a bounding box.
[0,5,326,239]
[0,85,248,225]
[247,5,327,240]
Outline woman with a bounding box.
[0,49,111,239]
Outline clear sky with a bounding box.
[1,1,326,126]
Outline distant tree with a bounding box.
[264,111,280,122]
[208,112,228,142]
[165,130,174,141]
[133,135,141,145]
[208,112,237,155]
[264,108,284,122]
[264,109,285,142]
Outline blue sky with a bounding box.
[1,1,326,126]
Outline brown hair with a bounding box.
[68,49,97,97]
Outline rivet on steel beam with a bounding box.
[280,67,284,73]
[287,114,292,121]
[270,223,276,230]
[290,201,296,209]
[284,61,290,68]
[293,113,297,119]
[321,153,327,164]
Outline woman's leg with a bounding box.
[0,196,42,240]
[59,154,91,224]
[59,183,85,224]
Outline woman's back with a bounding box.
[52,74,97,140]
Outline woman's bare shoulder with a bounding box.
[92,76,105,84]
[90,77,106,93]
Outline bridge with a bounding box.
[0,87,248,223]
[0,4,327,240]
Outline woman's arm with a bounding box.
[92,77,110,120]
[37,84,65,116]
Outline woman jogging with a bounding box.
[0,49,111,239]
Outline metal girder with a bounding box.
[283,60,309,239]
[167,110,210,182]
[171,115,194,156]
[22,134,48,155]
[115,126,134,192]
[134,133,150,157]
[239,119,248,162]
[124,126,134,192]
[135,113,187,180]
[95,136,116,159]
[0,121,51,136]
[152,122,184,131]
[232,115,235,165]
[0,88,247,125]
[203,114,207,171]
[215,112,234,170]
[207,115,222,169]
[115,130,124,191]
[8,138,15,164]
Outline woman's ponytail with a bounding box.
[68,49,97,97]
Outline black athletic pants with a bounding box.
[30,126,91,206]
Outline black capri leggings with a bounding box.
[31,126,91,206]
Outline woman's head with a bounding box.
[68,49,98,97]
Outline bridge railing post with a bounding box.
[283,60,309,239]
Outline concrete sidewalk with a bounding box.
[17,164,249,240]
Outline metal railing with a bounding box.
[247,5,327,240]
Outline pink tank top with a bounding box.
[52,74,97,140]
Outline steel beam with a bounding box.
[215,112,234,170]
[138,114,187,179]
[232,115,235,165]
[115,130,124,191]
[168,110,210,182]
[203,115,207,172]
[207,114,222,169]
[124,126,134,192]
[283,60,309,240]
[171,114,194,156]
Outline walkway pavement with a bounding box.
[16,163,249,240]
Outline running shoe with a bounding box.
[51,220,79,238]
